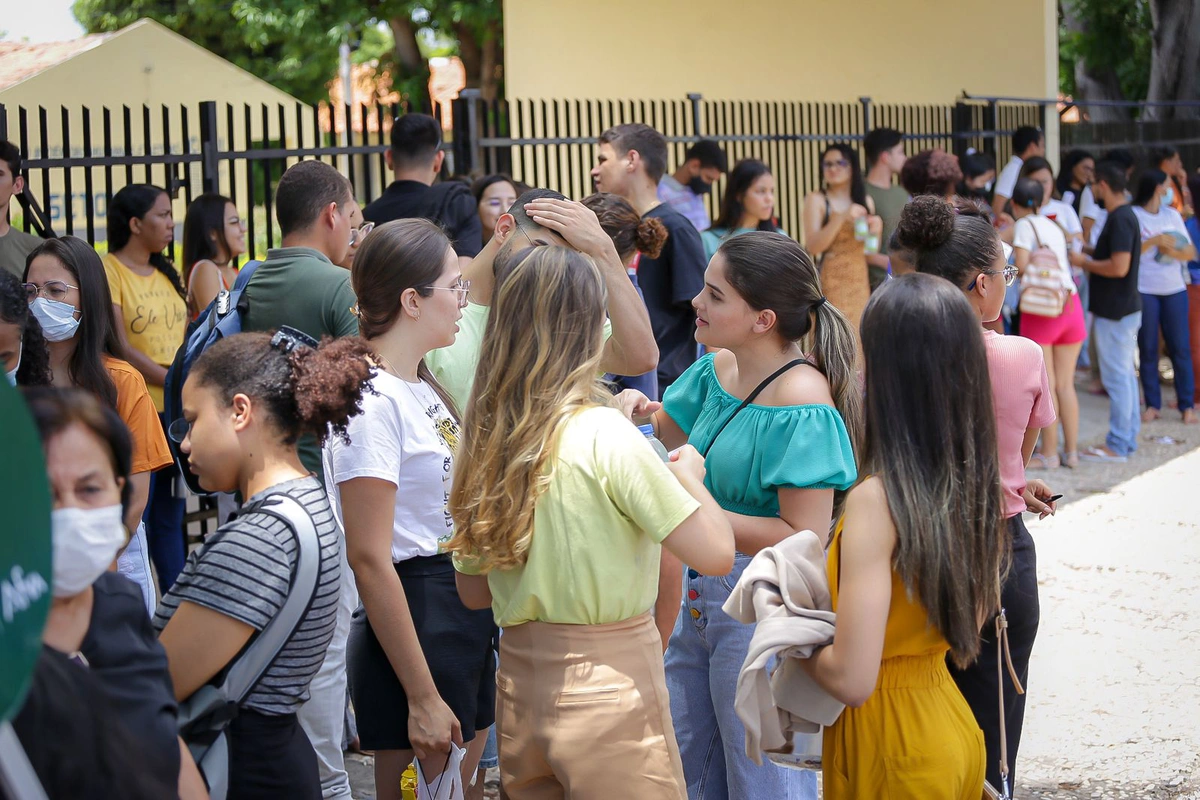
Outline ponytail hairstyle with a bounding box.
[448,246,611,570]
[190,330,375,446]
[894,195,1002,291]
[107,184,185,299]
[858,273,1006,667]
[717,231,864,472]
[581,192,668,263]
[349,218,462,421]
[25,237,122,408]
[0,269,52,386]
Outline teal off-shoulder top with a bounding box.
[662,353,857,517]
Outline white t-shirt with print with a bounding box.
[994,156,1024,199]
[1013,214,1074,293]
[1132,205,1189,296]
[324,370,459,562]
[1041,198,1083,238]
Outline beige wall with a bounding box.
[504,0,1057,105]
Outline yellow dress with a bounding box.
[822,518,986,799]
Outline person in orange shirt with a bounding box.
[23,236,172,613]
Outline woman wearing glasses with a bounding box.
[22,236,172,613]
[895,195,1059,789]
[471,174,519,248]
[803,144,881,336]
[181,193,248,319]
[1009,178,1088,470]
[324,218,496,800]
[336,199,375,271]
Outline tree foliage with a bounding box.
[1059,0,1153,102]
[72,0,503,107]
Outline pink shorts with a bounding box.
[1020,292,1086,346]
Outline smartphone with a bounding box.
[1047,494,1063,503]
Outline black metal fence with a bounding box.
[3,92,1053,252]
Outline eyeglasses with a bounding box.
[226,216,247,228]
[23,280,78,303]
[483,198,516,210]
[822,159,850,170]
[967,266,1019,290]
[425,277,471,308]
[167,417,192,444]
[349,221,375,247]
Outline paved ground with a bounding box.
[346,373,1200,799]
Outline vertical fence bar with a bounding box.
[37,107,51,232]
[82,106,95,243]
[180,106,194,208]
[199,101,220,195]
[60,107,74,236]
[244,104,256,258]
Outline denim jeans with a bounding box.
[664,554,818,800]
[1093,311,1143,456]
[1138,291,1195,411]
[143,414,187,594]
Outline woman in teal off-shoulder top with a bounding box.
[622,231,862,800]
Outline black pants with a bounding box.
[227,709,321,800]
[950,514,1040,789]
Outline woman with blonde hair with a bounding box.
[449,244,734,799]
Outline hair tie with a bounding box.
[814,296,828,309]
[350,303,362,319]
[270,325,318,354]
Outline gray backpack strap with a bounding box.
[220,494,321,700]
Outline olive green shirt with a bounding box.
[866,183,909,255]
[0,226,43,278]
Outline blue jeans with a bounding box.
[1093,311,1143,456]
[143,413,187,593]
[665,555,818,800]
[1077,276,1092,369]
[1138,291,1195,412]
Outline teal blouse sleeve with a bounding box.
[759,404,857,491]
[701,228,727,262]
[661,354,715,436]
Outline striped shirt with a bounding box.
[153,476,341,715]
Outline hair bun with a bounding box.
[635,217,668,260]
[895,195,955,254]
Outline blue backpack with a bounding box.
[163,261,261,494]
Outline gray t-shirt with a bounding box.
[154,476,341,715]
[0,225,43,278]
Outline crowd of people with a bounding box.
[0,112,1197,800]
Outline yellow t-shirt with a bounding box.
[455,406,700,627]
[102,253,187,410]
[427,300,614,412]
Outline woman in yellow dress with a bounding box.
[801,273,1007,798]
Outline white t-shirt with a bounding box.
[1013,214,1074,292]
[324,370,459,562]
[1079,185,1107,247]
[1132,205,1189,296]
[994,156,1024,199]
[1041,198,1083,238]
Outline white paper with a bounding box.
[414,743,466,800]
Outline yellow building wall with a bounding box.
[0,19,317,245]
[504,0,1057,105]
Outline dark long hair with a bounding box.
[718,232,864,510]
[1057,149,1094,196]
[0,269,52,386]
[858,273,1006,668]
[350,218,462,420]
[107,184,185,299]
[24,237,121,408]
[181,193,235,283]
[822,144,868,207]
[895,195,1002,290]
[713,159,779,233]
[1133,168,1169,208]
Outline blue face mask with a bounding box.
[1163,187,1175,207]
[30,297,81,342]
[4,344,20,386]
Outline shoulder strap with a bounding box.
[217,493,321,705]
[822,193,831,226]
[700,358,809,458]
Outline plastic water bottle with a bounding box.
[638,424,670,462]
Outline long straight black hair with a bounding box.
[1132,167,1169,208]
[821,144,868,208]
[107,184,185,299]
[858,273,1006,668]
[713,159,779,233]
[181,193,236,284]
[24,237,122,409]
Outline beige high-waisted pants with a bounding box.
[496,613,686,800]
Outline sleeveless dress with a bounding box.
[816,195,871,335]
[822,517,986,799]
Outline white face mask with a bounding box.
[51,505,126,598]
[30,297,81,342]
[4,344,19,386]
